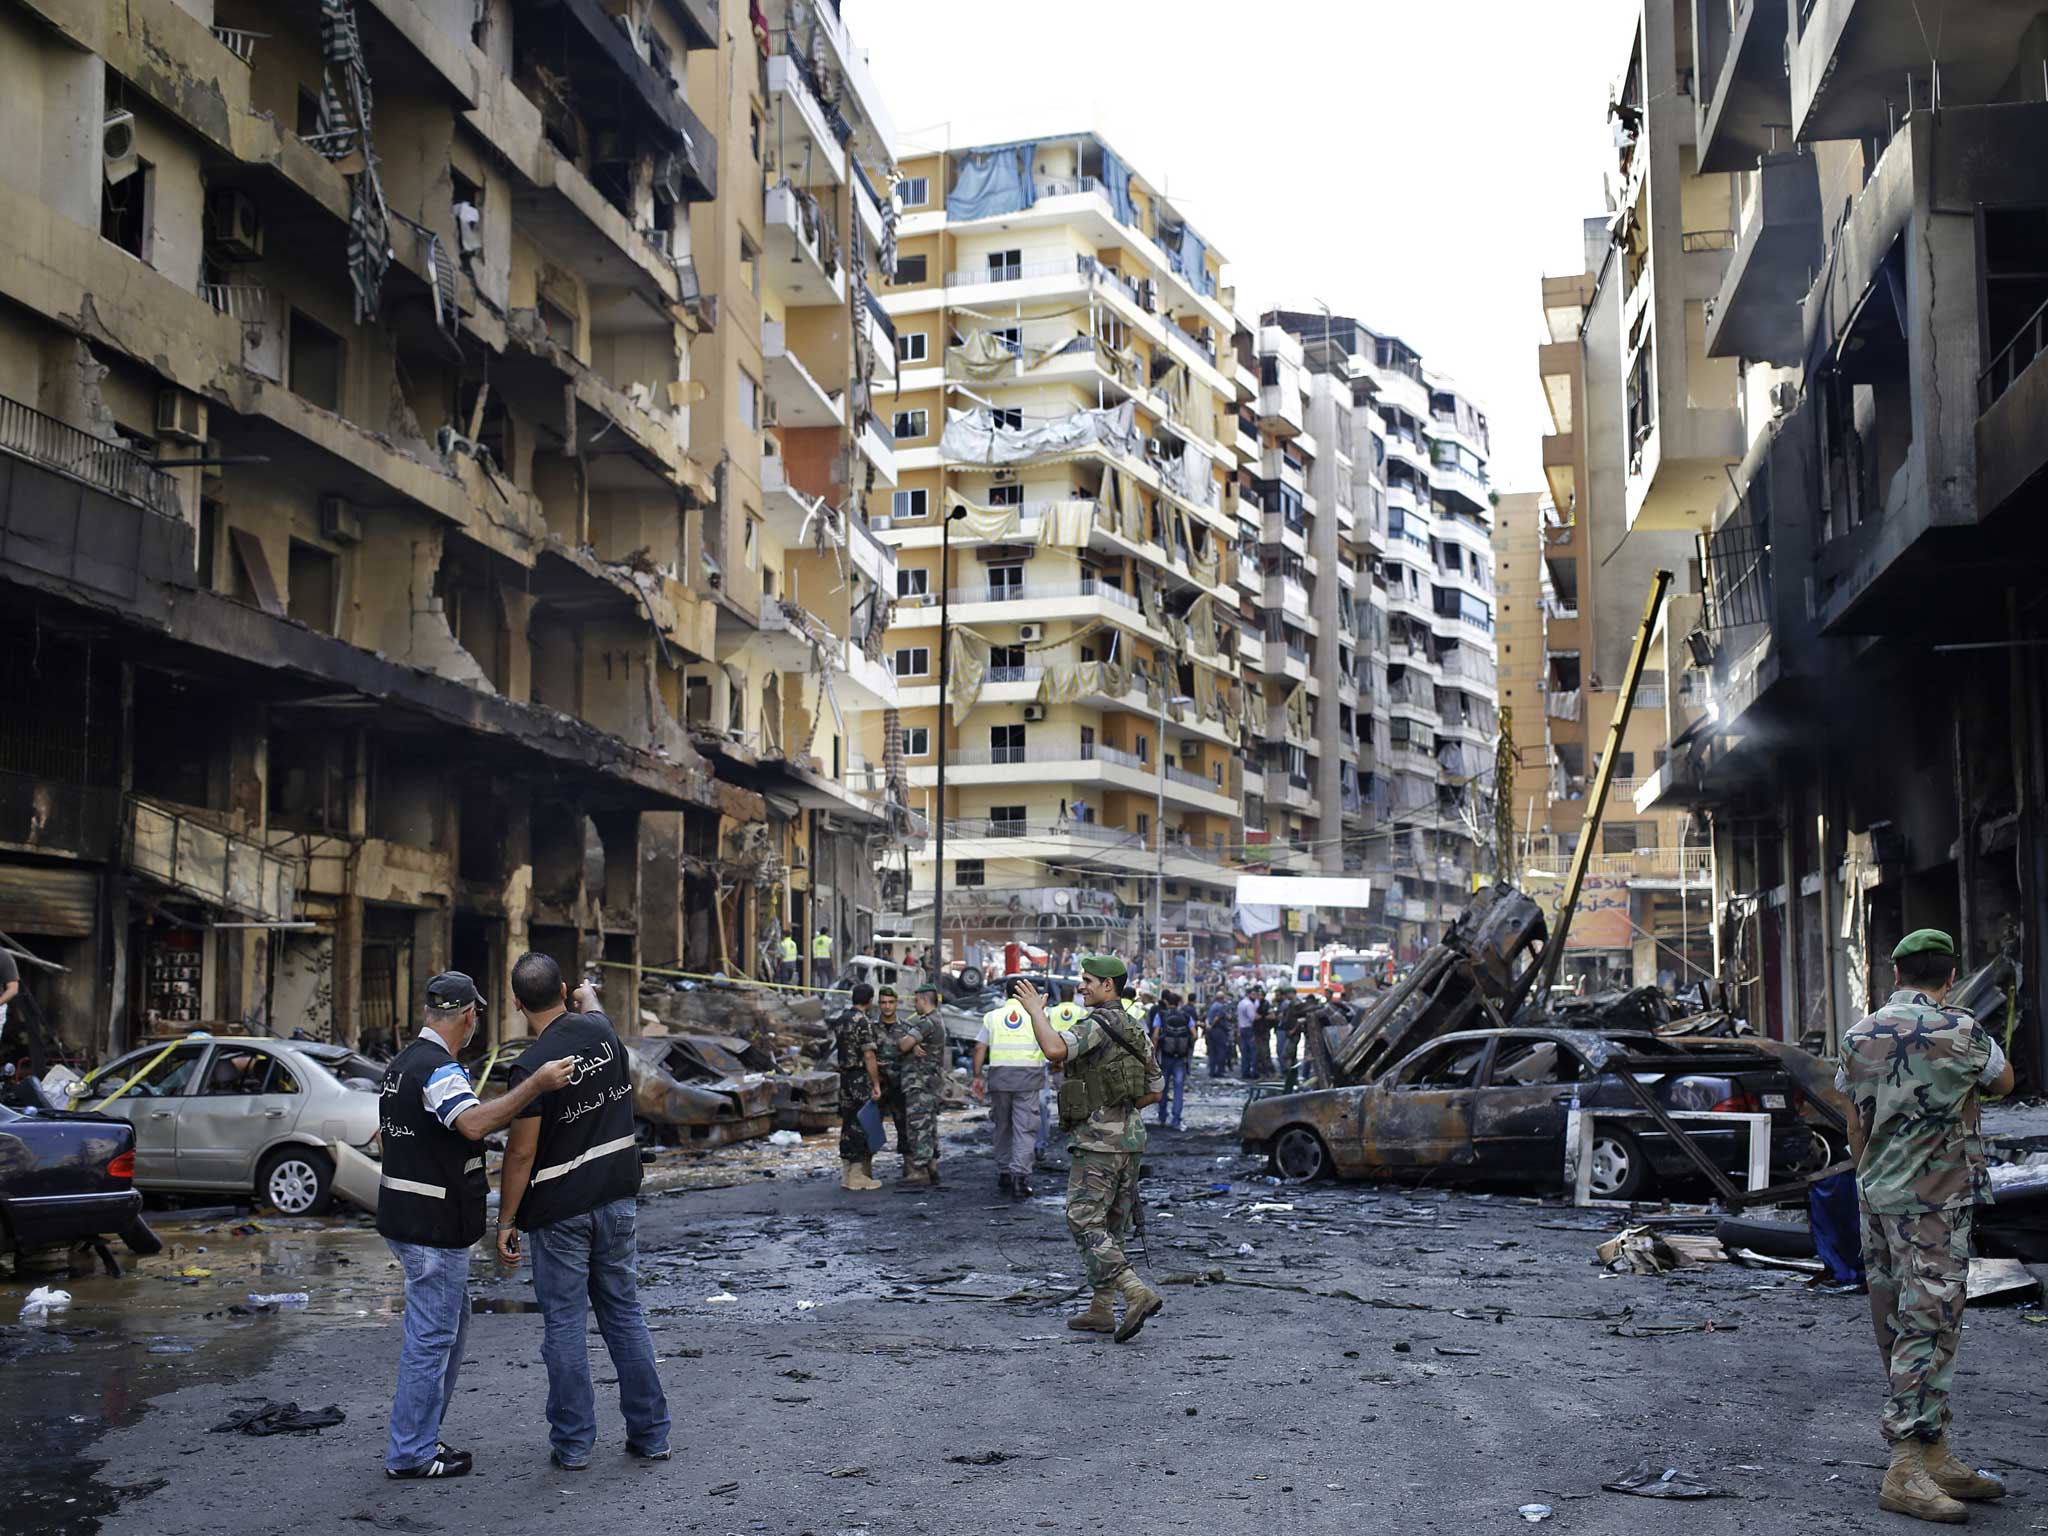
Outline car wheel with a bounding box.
[1587,1128,1648,1200]
[1806,1127,1848,1171]
[258,1147,334,1216]
[956,966,984,991]
[1272,1126,1330,1182]
[119,1216,164,1256]
[634,1116,663,1150]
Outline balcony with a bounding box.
[763,322,845,428]
[1258,382,1304,439]
[1790,0,2044,144]
[765,50,848,186]
[763,183,846,306]
[0,394,179,517]
[854,412,897,486]
[1694,0,1791,172]
[1705,152,1823,366]
[859,283,897,385]
[126,797,298,923]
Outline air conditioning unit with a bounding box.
[1022,704,1047,722]
[104,110,138,184]
[453,200,484,257]
[642,227,673,258]
[1018,623,1044,642]
[1178,738,1202,760]
[320,494,363,544]
[207,189,264,260]
[761,396,780,428]
[154,390,205,443]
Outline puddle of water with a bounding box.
[0,1216,402,1534]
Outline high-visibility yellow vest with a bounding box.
[779,936,798,961]
[813,933,832,959]
[984,1000,1043,1068]
[985,999,1083,1067]
[1123,998,1145,1020]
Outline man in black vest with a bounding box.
[377,972,573,1481]
[495,954,671,1470]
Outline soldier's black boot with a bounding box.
[998,1172,1014,1194]
[1011,1176,1033,1199]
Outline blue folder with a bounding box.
[857,1099,888,1155]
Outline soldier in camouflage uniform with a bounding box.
[1015,957,1165,1344]
[892,983,949,1186]
[1837,928,2013,1523]
[871,987,911,1161]
[833,983,883,1192]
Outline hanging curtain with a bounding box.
[946,141,1037,220]
[949,631,989,725]
[1037,499,1096,547]
[1099,144,1137,227]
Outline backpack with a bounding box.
[1157,1009,1195,1060]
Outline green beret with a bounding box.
[913,981,940,998]
[877,985,898,998]
[1078,954,1127,979]
[1892,929,1956,962]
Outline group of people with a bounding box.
[826,980,949,1190]
[827,954,1170,1342]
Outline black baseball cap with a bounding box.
[425,971,485,1012]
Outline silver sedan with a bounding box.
[82,1035,383,1214]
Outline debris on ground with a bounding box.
[1597,1227,1726,1273]
[1967,1257,2043,1305]
[209,1400,347,1436]
[1602,1460,1720,1499]
[18,1286,70,1323]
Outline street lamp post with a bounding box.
[1151,688,1195,983]
[932,506,968,977]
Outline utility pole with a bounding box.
[1152,686,1193,983]
[932,505,967,974]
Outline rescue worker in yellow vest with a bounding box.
[973,980,1056,1199]
[777,933,799,985]
[1014,958,1165,1343]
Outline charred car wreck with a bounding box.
[1247,884,1851,1203]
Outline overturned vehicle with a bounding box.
[1242,885,1851,1202]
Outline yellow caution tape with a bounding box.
[77,1036,184,1111]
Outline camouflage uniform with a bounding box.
[833,1006,879,1162]
[1059,1004,1163,1291]
[896,1008,948,1168]
[871,1008,910,1150]
[1837,987,2007,1444]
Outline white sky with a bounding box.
[843,0,1639,492]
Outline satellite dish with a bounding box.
[1052,890,1071,907]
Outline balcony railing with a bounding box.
[1981,294,2048,411]
[210,25,265,62]
[944,578,1141,614]
[0,393,179,516]
[861,282,897,346]
[1165,764,1219,792]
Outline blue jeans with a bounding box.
[1157,1057,1189,1128]
[528,1198,671,1462]
[1238,1027,1258,1079]
[384,1239,472,1473]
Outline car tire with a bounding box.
[633,1116,663,1150]
[1587,1127,1649,1201]
[258,1147,334,1216]
[119,1216,164,1256]
[956,966,984,991]
[1271,1125,1330,1182]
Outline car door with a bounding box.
[180,1046,305,1188]
[1358,1036,1491,1173]
[1470,1034,1592,1183]
[89,1041,212,1187]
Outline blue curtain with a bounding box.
[947,142,1037,221]
[1100,147,1136,228]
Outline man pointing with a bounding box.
[496,954,670,1470]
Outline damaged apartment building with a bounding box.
[1587,0,2048,1068]
[0,0,901,1060]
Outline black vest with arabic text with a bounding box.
[509,1011,642,1231]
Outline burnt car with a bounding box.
[0,1097,157,1269]
[1241,1026,1823,1199]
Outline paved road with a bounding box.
[10,1077,2048,1535]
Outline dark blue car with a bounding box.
[0,1096,153,1265]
